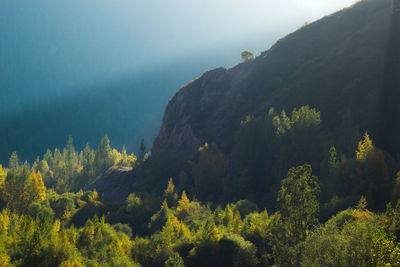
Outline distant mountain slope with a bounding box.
[152,0,392,157]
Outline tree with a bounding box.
[95,135,115,175]
[271,164,320,266]
[277,164,320,243]
[82,143,96,183]
[29,171,47,202]
[8,151,20,169]
[191,143,229,201]
[120,145,137,167]
[176,191,190,220]
[0,165,6,187]
[352,133,392,210]
[290,105,321,130]
[1,168,37,212]
[138,139,147,162]
[165,252,185,267]
[241,50,255,61]
[356,132,373,162]
[164,178,178,207]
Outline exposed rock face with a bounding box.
[152,63,259,158]
[85,166,134,202]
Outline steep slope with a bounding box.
[91,0,398,202]
[152,0,392,158]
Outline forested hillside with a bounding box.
[2,0,400,265]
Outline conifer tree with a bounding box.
[95,135,115,175]
[177,191,190,220]
[82,143,96,181]
[8,151,19,170]
[164,178,178,207]
[191,143,228,200]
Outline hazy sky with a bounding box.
[0,0,361,110]
[0,0,360,73]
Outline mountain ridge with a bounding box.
[90,0,397,202]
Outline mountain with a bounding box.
[153,0,395,157]
[90,0,400,203]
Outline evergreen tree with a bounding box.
[95,135,115,175]
[164,178,178,207]
[191,143,229,201]
[8,151,19,170]
[82,143,96,182]
[176,191,190,220]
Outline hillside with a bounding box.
[4,1,400,265]
[90,0,399,208]
[153,0,391,157]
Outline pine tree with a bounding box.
[95,135,115,175]
[191,143,228,200]
[164,178,178,207]
[82,143,96,182]
[8,151,19,169]
[177,191,190,220]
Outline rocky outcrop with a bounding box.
[151,62,259,158]
[85,166,134,202]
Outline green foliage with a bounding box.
[2,101,400,265]
[95,135,115,176]
[165,252,185,267]
[165,178,178,207]
[240,50,255,61]
[8,151,20,170]
[191,143,229,201]
[271,164,320,266]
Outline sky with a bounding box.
[0,0,360,78]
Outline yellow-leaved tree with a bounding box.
[176,191,190,220]
[29,170,47,202]
[0,165,6,188]
[356,132,374,162]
